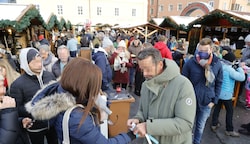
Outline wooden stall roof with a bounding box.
[112,22,167,42]
[113,22,167,31]
[159,16,198,31]
[188,9,250,28]
[0,4,48,32]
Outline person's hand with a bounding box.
[133,122,147,137]
[127,119,139,130]
[0,96,16,109]
[208,102,214,108]
[240,62,246,67]
[22,117,33,129]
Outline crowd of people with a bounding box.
[1,29,250,144]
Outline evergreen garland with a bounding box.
[66,20,72,30]
[47,15,60,30]
[0,19,16,29]
[15,7,48,32]
[59,18,66,31]
[187,11,250,30]
[159,17,187,31]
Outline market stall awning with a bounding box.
[188,9,250,29]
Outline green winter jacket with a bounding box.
[133,59,196,144]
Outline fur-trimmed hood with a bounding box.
[25,81,76,120]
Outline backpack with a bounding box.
[80,35,90,47]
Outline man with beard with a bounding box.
[127,48,196,144]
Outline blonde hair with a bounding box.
[0,59,20,88]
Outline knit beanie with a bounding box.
[118,40,126,48]
[27,48,39,64]
[222,50,236,62]
[245,34,250,42]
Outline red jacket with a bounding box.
[154,42,173,59]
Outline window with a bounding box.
[248,0,250,4]
[239,6,243,11]
[232,3,241,11]
[150,0,154,5]
[168,4,173,11]
[223,2,227,10]
[150,8,154,15]
[57,5,63,15]
[159,5,164,12]
[36,4,40,11]
[177,4,182,11]
[187,2,192,6]
[78,6,83,15]
[97,7,102,15]
[209,1,214,7]
[132,9,136,16]
[115,8,119,16]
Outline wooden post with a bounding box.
[145,26,148,43]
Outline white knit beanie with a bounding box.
[245,34,250,42]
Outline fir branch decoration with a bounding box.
[15,7,48,32]
[47,15,60,30]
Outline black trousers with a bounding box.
[212,99,234,131]
[29,127,58,144]
[134,70,145,96]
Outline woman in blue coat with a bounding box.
[26,58,135,144]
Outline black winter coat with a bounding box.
[0,108,19,144]
[10,71,56,118]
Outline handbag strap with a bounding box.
[62,104,84,144]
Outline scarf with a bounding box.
[114,52,129,73]
[196,53,214,86]
[43,53,53,66]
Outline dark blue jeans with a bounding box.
[70,50,77,57]
[193,105,211,144]
[212,99,234,131]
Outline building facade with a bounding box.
[15,0,148,26]
[148,0,250,20]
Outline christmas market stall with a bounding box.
[188,9,250,54]
[0,4,48,54]
[158,16,197,40]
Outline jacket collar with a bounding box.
[25,81,76,120]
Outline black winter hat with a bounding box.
[27,48,39,64]
[223,51,236,62]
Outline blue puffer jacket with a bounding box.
[182,54,223,107]
[92,50,112,91]
[26,82,132,144]
[219,60,245,100]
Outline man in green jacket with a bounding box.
[127,48,196,144]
